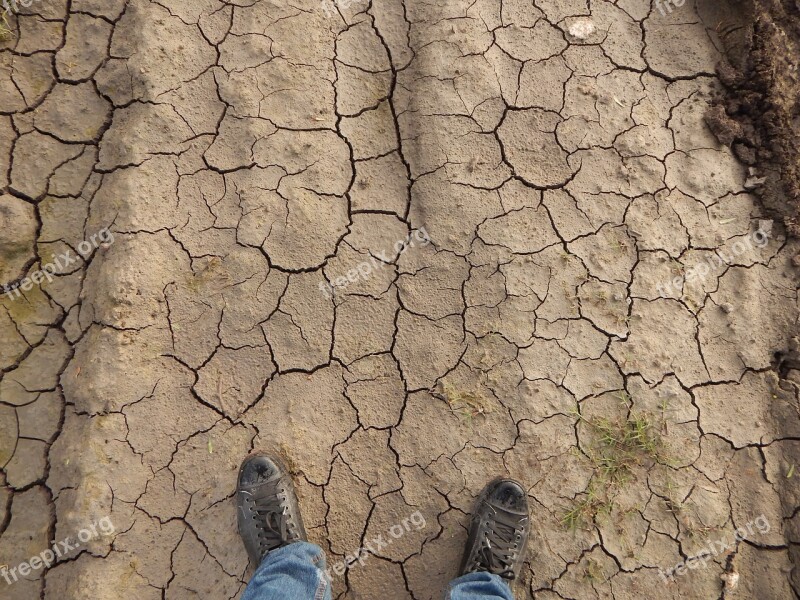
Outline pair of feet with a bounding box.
[237,454,530,582]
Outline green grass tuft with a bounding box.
[562,407,665,530]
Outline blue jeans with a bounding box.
[241,542,515,600]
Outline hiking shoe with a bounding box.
[459,478,530,581]
[237,453,307,566]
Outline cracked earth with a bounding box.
[1,0,800,598]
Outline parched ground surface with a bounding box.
[709,0,800,237]
[2,0,800,599]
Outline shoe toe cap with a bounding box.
[239,454,283,487]
[488,479,528,513]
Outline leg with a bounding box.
[448,479,530,600]
[241,541,331,600]
[445,572,515,600]
[237,453,329,600]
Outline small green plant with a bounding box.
[658,396,670,424]
[609,240,628,252]
[563,408,665,530]
[584,557,607,583]
[614,312,630,326]
[0,10,13,42]
[561,479,611,530]
[660,478,684,515]
[435,381,490,422]
[614,391,631,404]
[185,256,226,292]
[616,351,635,368]
[585,412,660,478]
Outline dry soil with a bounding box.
[1,1,800,599]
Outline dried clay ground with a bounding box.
[1,0,800,599]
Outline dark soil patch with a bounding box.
[707,0,800,236]
[710,3,800,592]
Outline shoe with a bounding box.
[459,478,530,581]
[237,453,307,566]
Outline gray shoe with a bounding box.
[237,453,307,566]
[459,479,530,581]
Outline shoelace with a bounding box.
[474,507,527,580]
[246,479,297,554]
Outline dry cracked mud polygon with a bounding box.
[1,0,800,599]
